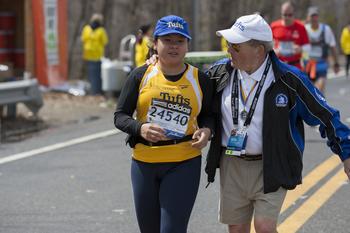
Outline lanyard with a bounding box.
[239,79,258,111]
[231,57,271,127]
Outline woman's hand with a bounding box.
[140,123,167,143]
[191,127,212,149]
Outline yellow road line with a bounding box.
[250,155,340,233]
[277,169,347,232]
[281,155,341,213]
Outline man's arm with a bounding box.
[114,66,147,136]
[330,46,340,73]
[325,25,339,73]
[287,71,350,179]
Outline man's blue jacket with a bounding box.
[205,51,350,193]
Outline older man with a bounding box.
[271,1,309,70]
[205,14,350,233]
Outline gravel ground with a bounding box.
[0,92,116,143]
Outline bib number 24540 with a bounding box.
[147,99,192,139]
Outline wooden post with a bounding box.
[25,0,35,76]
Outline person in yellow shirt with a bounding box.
[221,36,229,52]
[114,15,214,233]
[134,24,153,67]
[340,22,350,78]
[81,13,108,95]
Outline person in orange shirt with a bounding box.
[270,1,309,70]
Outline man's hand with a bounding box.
[343,157,350,180]
[140,123,167,143]
[191,127,211,149]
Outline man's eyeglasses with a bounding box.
[227,42,240,52]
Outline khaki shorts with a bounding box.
[219,154,287,225]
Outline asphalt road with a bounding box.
[0,74,349,233]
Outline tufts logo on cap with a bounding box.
[275,94,288,107]
[167,22,184,29]
[234,21,245,31]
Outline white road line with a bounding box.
[0,129,120,165]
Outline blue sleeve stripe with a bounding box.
[289,102,304,155]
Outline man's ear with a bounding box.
[257,44,266,56]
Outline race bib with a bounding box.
[309,45,322,59]
[147,98,191,139]
[279,41,294,56]
[225,127,248,156]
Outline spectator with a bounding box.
[340,22,350,78]
[221,37,229,52]
[81,13,108,95]
[135,24,153,67]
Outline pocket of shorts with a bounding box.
[219,155,231,188]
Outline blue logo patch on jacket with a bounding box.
[276,94,288,107]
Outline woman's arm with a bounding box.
[114,66,147,136]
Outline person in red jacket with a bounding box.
[271,1,309,70]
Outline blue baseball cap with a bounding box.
[153,15,191,40]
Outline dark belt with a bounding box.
[138,134,193,146]
[222,147,262,161]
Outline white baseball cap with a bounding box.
[216,14,272,44]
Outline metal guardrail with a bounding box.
[119,34,136,64]
[0,79,43,115]
[184,51,229,70]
